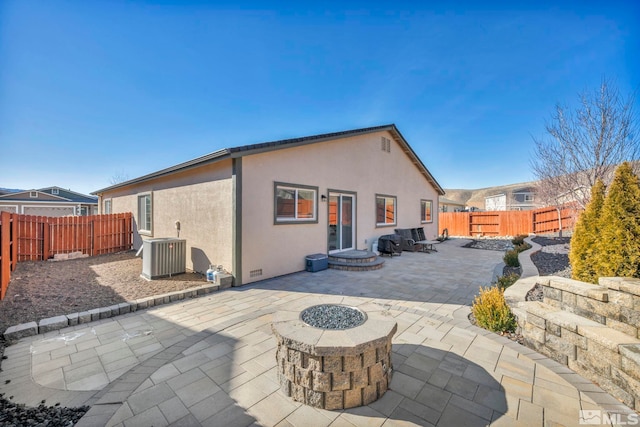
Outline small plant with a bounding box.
[514,242,532,253]
[511,235,527,246]
[503,249,520,267]
[496,273,519,290]
[472,286,517,333]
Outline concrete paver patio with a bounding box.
[1,239,635,426]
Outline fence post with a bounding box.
[10,213,17,272]
[43,218,50,261]
[1,211,10,299]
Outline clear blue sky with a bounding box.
[1,1,638,195]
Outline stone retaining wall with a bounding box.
[508,276,640,410]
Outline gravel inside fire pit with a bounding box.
[301,304,366,329]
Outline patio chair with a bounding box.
[394,228,421,252]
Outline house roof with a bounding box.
[92,124,445,195]
[0,187,97,204]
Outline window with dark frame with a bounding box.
[275,183,317,223]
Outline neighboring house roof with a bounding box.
[0,187,97,204]
[38,186,98,204]
[92,124,445,195]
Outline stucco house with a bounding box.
[0,186,98,216]
[92,124,444,286]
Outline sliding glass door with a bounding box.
[328,192,355,253]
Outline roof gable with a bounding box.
[38,187,98,203]
[93,124,444,195]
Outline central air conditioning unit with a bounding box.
[141,238,186,280]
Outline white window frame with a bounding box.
[421,199,433,223]
[51,188,59,195]
[274,182,318,224]
[376,194,396,227]
[137,192,153,235]
[524,194,534,202]
[30,191,38,198]
[104,199,112,214]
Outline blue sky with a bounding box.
[1,1,638,196]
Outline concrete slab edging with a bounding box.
[3,282,229,341]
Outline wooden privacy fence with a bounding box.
[0,212,133,300]
[439,206,578,237]
[0,211,18,300]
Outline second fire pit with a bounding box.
[272,302,397,410]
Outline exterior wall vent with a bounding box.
[141,238,186,280]
[381,137,390,153]
[250,269,263,278]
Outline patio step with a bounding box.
[328,250,385,271]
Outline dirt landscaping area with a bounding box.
[0,251,207,335]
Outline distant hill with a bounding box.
[444,181,538,210]
[0,188,24,194]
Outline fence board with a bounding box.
[439,206,578,237]
[1,211,12,299]
[0,212,133,299]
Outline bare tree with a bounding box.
[531,78,639,212]
[109,169,130,185]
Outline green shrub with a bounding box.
[570,179,605,283]
[511,235,527,246]
[503,249,520,267]
[496,273,519,290]
[514,242,532,253]
[596,162,640,279]
[472,286,517,333]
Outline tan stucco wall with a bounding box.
[98,160,234,275]
[240,130,440,284]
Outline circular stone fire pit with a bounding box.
[272,302,397,410]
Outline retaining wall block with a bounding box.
[560,327,587,350]
[608,290,634,308]
[576,296,615,320]
[3,322,38,340]
[606,318,638,339]
[612,366,640,403]
[576,347,613,377]
[544,287,562,301]
[38,315,69,334]
[65,313,78,327]
[544,297,561,309]
[620,345,640,379]
[522,322,545,344]
[545,334,576,359]
[561,291,577,308]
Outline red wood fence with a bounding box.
[0,212,133,300]
[0,211,18,300]
[439,206,578,237]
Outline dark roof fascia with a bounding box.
[92,149,231,194]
